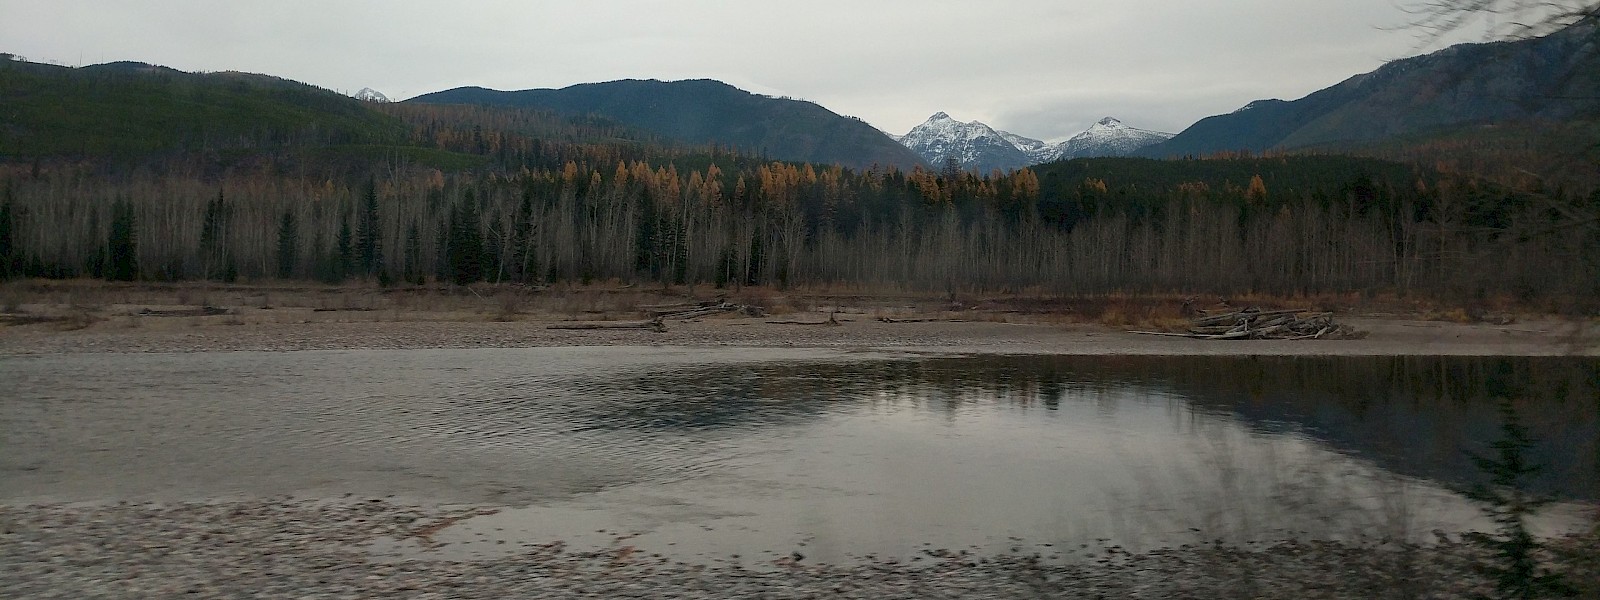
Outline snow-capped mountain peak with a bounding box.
[896,112,1029,173]
[353,87,390,102]
[893,113,1174,171]
[1046,117,1174,160]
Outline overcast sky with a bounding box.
[2,1,1489,141]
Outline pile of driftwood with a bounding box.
[547,300,760,332]
[1135,308,1358,340]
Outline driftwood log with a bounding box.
[137,306,231,317]
[547,301,763,333]
[877,316,968,324]
[0,313,72,326]
[768,312,843,326]
[1132,307,1359,340]
[548,317,667,333]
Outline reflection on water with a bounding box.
[2,349,1595,565]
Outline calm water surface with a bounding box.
[2,348,1595,565]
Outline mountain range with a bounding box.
[894,113,1173,172]
[407,79,926,170]
[5,18,1595,184]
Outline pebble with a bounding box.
[1,498,1548,599]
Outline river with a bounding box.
[2,348,1594,565]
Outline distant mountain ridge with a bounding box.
[407,79,926,170]
[895,113,1173,172]
[1140,21,1600,157]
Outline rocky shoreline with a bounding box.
[4,497,1561,600]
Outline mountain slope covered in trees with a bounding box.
[0,60,411,158]
[407,79,928,171]
[1141,21,1600,158]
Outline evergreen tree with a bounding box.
[512,188,537,283]
[714,244,734,289]
[106,201,138,281]
[312,230,340,285]
[357,179,381,276]
[0,191,14,280]
[448,200,484,285]
[634,191,658,276]
[744,230,764,287]
[434,223,451,283]
[275,210,298,279]
[199,190,233,281]
[336,212,354,282]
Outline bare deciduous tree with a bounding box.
[1402,0,1599,40]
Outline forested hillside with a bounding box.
[0,61,408,158]
[0,58,1595,308]
[1142,21,1600,158]
[408,79,928,171]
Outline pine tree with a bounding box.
[744,230,764,287]
[106,201,138,282]
[512,188,538,283]
[448,200,484,285]
[434,223,451,283]
[199,190,233,281]
[714,244,734,289]
[276,210,298,279]
[0,191,14,280]
[336,212,354,282]
[357,179,381,276]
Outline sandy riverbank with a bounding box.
[1,310,1594,356]
[3,280,1594,356]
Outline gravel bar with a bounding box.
[2,498,1530,599]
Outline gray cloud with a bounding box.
[2,0,1486,141]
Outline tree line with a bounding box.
[1,149,1595,308]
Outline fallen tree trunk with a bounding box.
[768,313,843,326]
[139,306,231,317]
[548,318,666,332]
[877,316,967,324]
